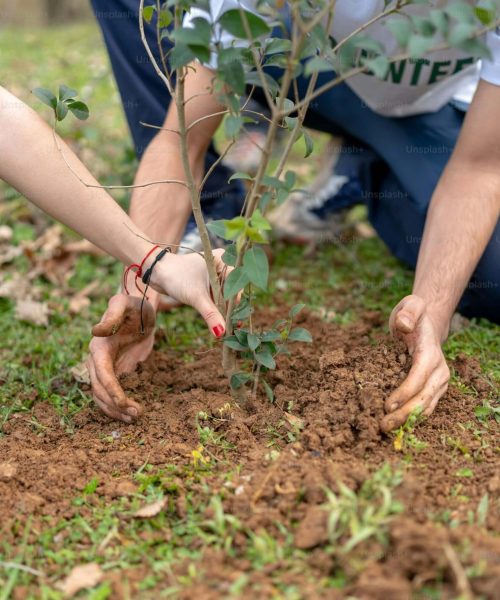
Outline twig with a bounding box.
[443,543,473,600]
[0,562,45,578]
[51,129,187,190]
[138,0,173,95]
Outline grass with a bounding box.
[0,21,499,599]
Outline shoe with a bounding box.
[268,141,363,244]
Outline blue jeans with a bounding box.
[89,0,244,216]
[90,0,499,323]
[290,72,499,323]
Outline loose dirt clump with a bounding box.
[0,309,498,598]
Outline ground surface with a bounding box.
[1,22,499,600]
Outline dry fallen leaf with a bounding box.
[57,563,104,598]
[354,221,376,239]
[0,245,23,266]
[70,361,90,385]
[134,498,167,518]
[284,412,305,430]
[0,225,13,243]
[0,274,32,301]
[15,299,50,326]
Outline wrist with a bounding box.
[412,291,452,343]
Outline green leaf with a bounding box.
[386,18,412,47]
[169,43,195,69]
[242,246,268,289]
[265,38,292,55]
[32,87,57,110]
[476,493,489,526]
[362,55,390,79]
[219,8,270,40]
[230,372,252,389]
[261,330,281,342]
[284,170,296,190]
[474,6,494,26]
[159,8,172,28]
[250,209,272,231]
[55,100,68,121]
[284,116,298,131]
[206,220,228,239]
[429,9,449,35]
[58,84,77,102]
[255,347,276,369]
[303,130,314,158]
[223,266,249,299]
[410,15,436,37]
[448,22,477,46]
[304,56,335,77]
[288,327,312,343]
[67,100,89,121]
[353,34,385,54]
[171,18,211,47]
[224,336,247,351]
[218,60,246,95]
[247,333,260,351]
[407,34,435,58]
[289,303,306,318]
[455,468,474,478]
[445,2,475,24]
[228,171,253,183]
[225,216,247,239]
[222,243,237,266]
[262,379,274,402]
[142,5,156,23]
[225,114,243,138]
[244,71,280,96]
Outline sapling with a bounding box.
[37,0,499,404]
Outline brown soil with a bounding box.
[1,309,499,599]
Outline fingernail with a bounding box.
[127,407,138,418]
[212,324,225,338]
[399,315,412,330]
[389,403,398,412]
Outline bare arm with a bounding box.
[0,86,154,267]
[383,80,500,431]
[413,80,500,337]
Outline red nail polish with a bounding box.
[212,324,225,338]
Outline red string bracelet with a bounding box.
[123,244,161,297]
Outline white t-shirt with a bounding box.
[184,0,500,117]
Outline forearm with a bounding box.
[0,87,154,267]
[129,62,224,249]
[413,165,500,340]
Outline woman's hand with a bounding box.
[149,248,229,338]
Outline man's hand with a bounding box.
[381,295,450,432]
[87,294,156,423]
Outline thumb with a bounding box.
[393,295,426,336]
[192,294,226,339]
[91,295,128,337]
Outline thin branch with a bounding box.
[0,562,45,578]
[199,138,236,191]
[51,129,187,190]
[139,121,180,135]
[139,0,173,95]
[173,7,222,310]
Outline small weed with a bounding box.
[323,463,404,553]
[393,408,428,453]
